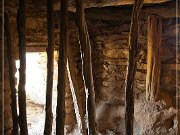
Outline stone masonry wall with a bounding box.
[87,18,179,106]
[85,17,179,134]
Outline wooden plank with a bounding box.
[17,0,28,134]
[56,0,68,134]
[75,0,98,134]
[146,15,162,101]
[4,13,19,135]
[124,0,144,135]
[44,0,54,134]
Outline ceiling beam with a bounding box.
[85,1,179,20]
[53,0,172,11]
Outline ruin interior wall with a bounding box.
[2,0,180,134]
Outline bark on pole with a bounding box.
[146,15,162,101]
[4,13,19,135]
[75,0,98,134]
[67,47,87,135]
[125,0,143,135]
[84,23,98,135]
[44,0,54,134]
[17,0,28,134]
[56,0,68,134]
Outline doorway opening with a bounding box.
[15,52,58,134]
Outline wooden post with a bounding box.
[44,0,54,134]
[146,15,162,101]
[56,0,68,134]
[75,0,98,134]
[17,0,28,134]
[125,0,143,135]
[4,13,19,135]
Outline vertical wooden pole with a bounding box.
[75,0,98,134]
[5,13,19,135]
[146,15,162,101]
[125,0,143,135]
[17,0,28,134]
[56,0,68,134]
[44,0,54,134]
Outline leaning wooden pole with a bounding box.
[44,0,54,134]
[146,15,162,101]
[67,46,87,135]
[17,0,28,134]
[56,0,68,134]
[84,23,98,135]
[125,0,143,135]
[75,0,98,134]
[5,13,19,135]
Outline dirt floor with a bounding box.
[23,53,178,135]
[26,95,57,135]
[26,92,178,135]
[27,99,46,135]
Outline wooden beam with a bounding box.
[75,0,98,135]
[146,15,162,101]
[4,13,19,135]
[125,0,143,135]
[56,0,68,134]
[17,0,28,134]
[85,1,178,20]
[26,46,47,52]
[53,0,171,11]
[44,0,54,134]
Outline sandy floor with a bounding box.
[27,99,46,135]
[26,98,57,135]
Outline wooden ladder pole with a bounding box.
[67,47,87,135]
[125,0,144,135]
[17,0,28,134]
[56,0,68,134]
[44,0,54,134]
